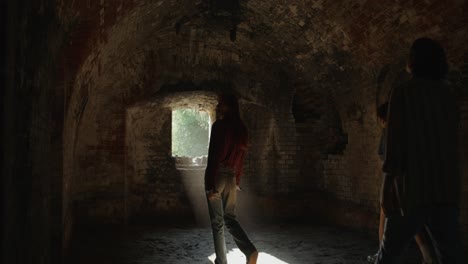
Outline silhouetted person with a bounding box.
[368,103,433,263]
[205,93,258,264]
[377,38,464,263]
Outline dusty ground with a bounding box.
[68,224,424,264]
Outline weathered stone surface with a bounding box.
[3,1,468,263]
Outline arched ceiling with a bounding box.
[58,0,468,121]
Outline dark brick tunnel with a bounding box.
[2,1,468,263]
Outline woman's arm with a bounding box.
[381,84,406,215]
[205,121,224,191]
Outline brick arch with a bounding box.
[58,0,468,237]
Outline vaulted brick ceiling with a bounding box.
[57,0,467,115]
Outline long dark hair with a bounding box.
[377,102,389,122]
[219,93,248,146]
[408,38,448,80]
[219,93,241,120]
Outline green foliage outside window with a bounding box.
[172,109,210,157]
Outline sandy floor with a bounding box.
[68,224,422,264]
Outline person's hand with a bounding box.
[206,189,218,200]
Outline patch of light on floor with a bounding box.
[208,248,289,264]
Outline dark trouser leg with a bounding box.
[207,174,227,264]
[425,207,464,264]
[376,214,423,264]
[222,174,257,259]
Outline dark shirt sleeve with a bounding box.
[235,162,242,186]
[235,149,246,185]
[205,121,225,190]
[378,128,387,161]
[236,131,249,185]
[383,85,407,177]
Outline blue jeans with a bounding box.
[376,207,465,264]
[206,166,257,264]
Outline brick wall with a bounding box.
[321,129,382,213]
[241,102,298,195]
[125,104,192,222]
[55,0,468,244]
[70,103,127,225]
[3,1,468,263]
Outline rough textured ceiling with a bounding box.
[57,0,468,114]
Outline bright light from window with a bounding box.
[172,109,211,165]
[207,249,289,264]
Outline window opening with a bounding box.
[172,108,211,168]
